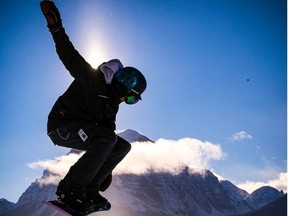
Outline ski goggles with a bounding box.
[125,89,141,105]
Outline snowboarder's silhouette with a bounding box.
[40,0,147,213]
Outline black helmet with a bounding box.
[114,67,147,100]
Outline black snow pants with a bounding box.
[48,121,131,190]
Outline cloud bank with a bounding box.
[27,137,224,184]
[115,138,224,174]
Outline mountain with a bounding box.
[104,168,252,216]
[2,167,284,216]
[117,129,153,143]
[219,181,252,212]
[232,194,287,216]
[1,129,286,216]
[0,199,15,215]
[244,186,284,209]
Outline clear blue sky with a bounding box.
[0,0,286,202]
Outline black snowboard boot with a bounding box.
[56,180,95,212]
[86,187,111,211]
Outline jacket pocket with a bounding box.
[48,126,70,145]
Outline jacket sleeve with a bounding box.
[51,27,93,84]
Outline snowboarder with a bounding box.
[40,0,147,213]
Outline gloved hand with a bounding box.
[40,0,62,32]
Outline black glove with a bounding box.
[40,0,62,32]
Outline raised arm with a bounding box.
[40,0,93,83]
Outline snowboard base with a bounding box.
[42,200,110,216]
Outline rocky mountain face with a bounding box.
[244,186,284,209]
[117,129,153,143]
[232,194,287,216]
[0,199,15,215]
[0,130,286,216]
[104,168,252,216]
[1,167,285,216]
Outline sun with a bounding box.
[82,31,107,68]
[84,41,107,68]
[77,6,107,69]
[86,50,104,68]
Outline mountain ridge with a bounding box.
[1,167,285,216]
[1,129,285,216]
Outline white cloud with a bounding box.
[27,152,84,185]
[36,174,62,186]
[27,137,224,184]
[115,138,224,174]
[229,131,253,141]
[237,172,287,194]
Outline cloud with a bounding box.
[27,137,224,184]
[27,152,84,185]
[115,138,224,174]
[236,172,287,194]
[229,131,253,141]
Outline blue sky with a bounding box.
[0,0,286,202]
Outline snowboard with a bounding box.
[42,200,110,216]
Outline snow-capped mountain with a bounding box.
[219,181,252,212]
[1,130,286,216]
[0,199,15,215]
[244,186,284,209]
[104,168,253,216]
[2,167,284,216]
[232,194,287,216]
[117,129,153,143]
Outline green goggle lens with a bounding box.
[125,94,139,105]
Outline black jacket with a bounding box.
[47,27,119,133]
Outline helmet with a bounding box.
[114,67,147,100]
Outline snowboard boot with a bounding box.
[56,180,95,212]
[86,187,111,211]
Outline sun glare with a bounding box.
[86,47,105,68]
[77,4,111,69]
[83,37,108,68]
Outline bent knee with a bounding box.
[89,128,117,147]
[117,136,132,153]
[102,131,118,147]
